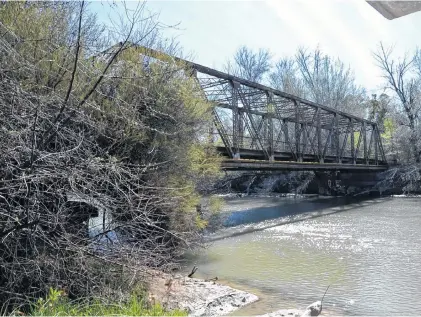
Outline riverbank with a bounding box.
[146,270,259,316]
[146,270,311,317]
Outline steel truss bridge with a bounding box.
[141,48,388,172]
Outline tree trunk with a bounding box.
[408,115,420,163]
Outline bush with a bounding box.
[26,288,187,316]
[0,1,221,311]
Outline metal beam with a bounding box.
[221,159,388,172]
[363,122,368,163]
[135,45,388,169]
[267,92,274,161]
[351,119,355,164]
[231,80,241,159]
[136,46,378,126]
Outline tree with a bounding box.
[366,93,400,159]
[224,46,366,117]
[0,1,220,311]
[373,42,421,163]
[224,45,272,83]
[269,57,305,96]
[293,47,366,115]
[268,46,367,117]
[367,93,390,128]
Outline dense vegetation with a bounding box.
[26,288,186,316]
[0,1,221,312]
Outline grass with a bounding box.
[24,288,187,316]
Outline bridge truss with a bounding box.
[141,48,388,172]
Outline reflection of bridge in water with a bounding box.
[143,48,388,172]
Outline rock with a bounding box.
[301,301,322,317]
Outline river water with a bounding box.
[183,195,421,316]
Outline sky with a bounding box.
[89,0,421,95]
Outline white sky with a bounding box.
[91,0,421,94]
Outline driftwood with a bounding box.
[188,266,198,278]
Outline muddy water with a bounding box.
[184,196,421,316]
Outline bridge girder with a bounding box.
[194,71,386,167]
[136,46,388,170]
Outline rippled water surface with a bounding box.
[185,196,421,316]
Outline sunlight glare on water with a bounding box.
[186,196,421,316]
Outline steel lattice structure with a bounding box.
[140,47,388,172]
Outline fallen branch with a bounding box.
[187,266,198,278]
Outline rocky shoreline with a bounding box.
[147,270,258,316]
[146,270,309,316]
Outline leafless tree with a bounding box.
[225,46,272,83]
[294,47,366,115]
[267,46,367,117]
[225,45,365,117]
[269,57,305,96]
[373,42,421,163]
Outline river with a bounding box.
[182,195,421,316]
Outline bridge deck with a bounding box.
[217,147,388,171]
[221,159,388,172]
